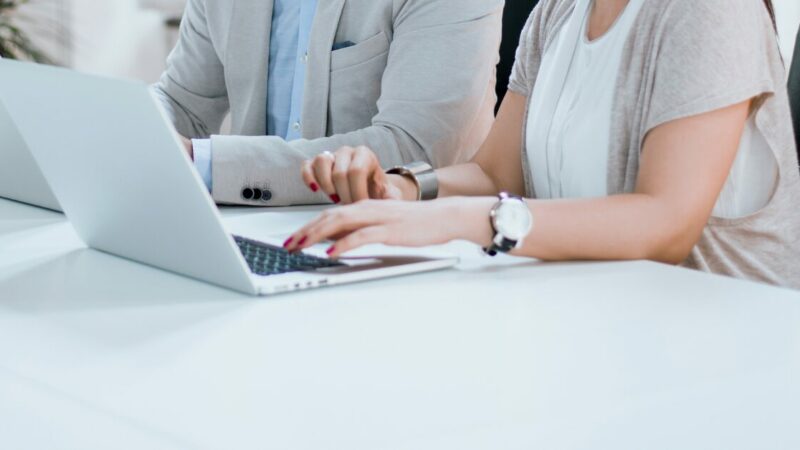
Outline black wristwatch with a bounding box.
[483,192,534,256]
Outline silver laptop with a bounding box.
[0,60,457,296]
[0,98,61,211]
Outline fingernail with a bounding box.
[310,183,319,192]
[298,236,308,246]
[283,237,293,248]
[326,246,336,256]
[330,194,341,204]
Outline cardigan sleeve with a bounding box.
[507,1,549,97]
[643,0,779,134]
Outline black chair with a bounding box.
[496,0,540,112]
[789,27,800,167]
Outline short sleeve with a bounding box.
[645,0,779,133]
[507,3,548,97]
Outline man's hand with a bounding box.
[180,136,194,160]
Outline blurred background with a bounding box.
[3,0,800,83]
[3,0,182,81]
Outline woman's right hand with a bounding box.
[302,146,419,204]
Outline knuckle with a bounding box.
[338,208,358,222]
[347,166,366,177]
[334,147,352,158]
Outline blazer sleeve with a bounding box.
[151,0,230,139]
[208,0,504,206]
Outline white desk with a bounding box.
[1,198,799,449]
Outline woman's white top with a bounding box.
[525,0,778,218]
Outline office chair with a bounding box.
[789,27,800,168]
[496,0,540,112]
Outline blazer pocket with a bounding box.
[330,31,390,72]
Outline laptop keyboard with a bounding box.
[233,235,343,276]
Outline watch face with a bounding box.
[494,199,533,241]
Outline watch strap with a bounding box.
[484,236,517,256]
[386,162,438,201]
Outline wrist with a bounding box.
[389,174,420,201]
[441,197,496,247]
[386,162,438,201]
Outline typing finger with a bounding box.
[293,204,385,251]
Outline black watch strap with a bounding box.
[484,236,517,257]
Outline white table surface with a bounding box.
[1,197,799,450]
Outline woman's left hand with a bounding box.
[283,198,495,258]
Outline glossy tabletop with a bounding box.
[1,198,798,450]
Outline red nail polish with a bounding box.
[310,183,319,192]
[330,194,341,204]
[283,237,294,248]
[326,246,336,256]
[298,236,308,246]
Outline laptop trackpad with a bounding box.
[316,256,435,273]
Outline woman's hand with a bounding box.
[302,146,418,204]
[283,198,496,258]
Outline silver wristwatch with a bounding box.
[484,192,534,256]
[386,162,439,201]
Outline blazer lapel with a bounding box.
[301,0,346,139]
[227,0,274,135]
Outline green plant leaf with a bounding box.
[0,0,53,63]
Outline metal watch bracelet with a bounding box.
[386,162,439,201]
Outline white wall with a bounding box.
[70,0,174,82]
[14,0,176,81]
[15,0,800,82]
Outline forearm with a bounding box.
[423,92,531,200]
[435,163,500,198]
[453,194,702,264]
[391,163,501,201]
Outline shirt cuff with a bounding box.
[192,139,213,192]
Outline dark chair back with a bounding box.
[496,0,540,112]
[789,28,800,168]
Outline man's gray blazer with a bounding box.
[153,0,503,206]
